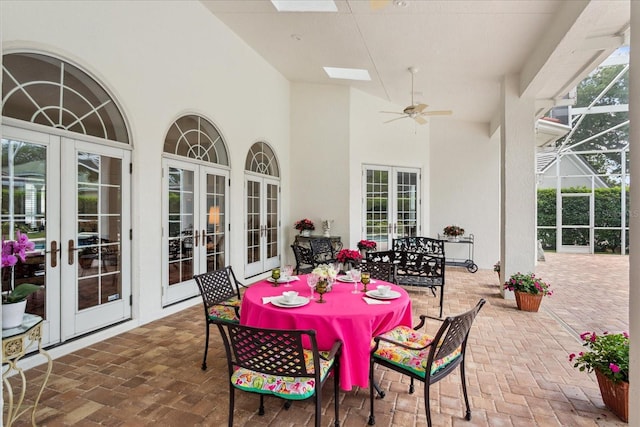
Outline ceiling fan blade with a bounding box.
[380,111,406,115]
[384,115,409,124]
[414,104,428,113]
[414,116,428,125]
[370,0,390,10]
[422,110,453,116]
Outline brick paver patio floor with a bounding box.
[7,253,629,426]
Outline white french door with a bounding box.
[2,126,131,345]
[162,159,229,305]
[244,175,280,277]
[362,165,421,250]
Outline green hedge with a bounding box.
[537,186,628,253]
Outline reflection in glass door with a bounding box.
[162,159,229,305]
[363,165,420,250]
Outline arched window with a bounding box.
[2,53,129,143]
[245,141,279,177]
[164,115,229,165]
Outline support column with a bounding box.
[500,74,537,298]
[627,3,639,424]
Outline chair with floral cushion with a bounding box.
[194,266,247,370]
[213,321,343,427]
[368,299,485,427]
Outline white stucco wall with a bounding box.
[289,83,350,258]
[430,120,500,269]
[2,0,291,324]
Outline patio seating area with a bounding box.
[8,253,628,426]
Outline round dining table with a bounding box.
[240,275,413,391]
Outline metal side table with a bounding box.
[3,313,53,426]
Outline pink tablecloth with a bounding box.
[240,276,413,391]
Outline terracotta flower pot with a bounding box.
[595,369,629,422]
[514,291,543,312]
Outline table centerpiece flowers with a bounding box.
[443,225,465,241]
[311,264,338,302]
[2,231,45,329]
[569,331,629,421]
[294,218,315,237]
[503,272,552,312]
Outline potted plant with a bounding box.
[336,248,362,272]
[569,331,629,422]
[443,225,465,242]
[294,218,315,237]
[503,272,552,312]
[493,261,500,279]
[357,239,377,257]
[2,231,44,329]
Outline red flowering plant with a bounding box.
[503,272,552,296]
[569,331,629,383]
[294,218,315,231]
[336,249,362,263]
[357,240,377,250]
[443,225,464,237]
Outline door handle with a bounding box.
[48,240,59,268]
[68,239,75,265]
[202,229,206,247]
[194,230,199,247]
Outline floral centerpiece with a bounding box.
[311,263,338,280]
[503,272,552,312]
[443,225,464,241]
[2,231,44,329]
[294,218,315,236]
[357,240,377,251]
[569,331,629,421]
[443,225,465,237]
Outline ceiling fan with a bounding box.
[381,67,452,125]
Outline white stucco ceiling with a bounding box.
[202,0,629,126]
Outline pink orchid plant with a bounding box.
[2,231,43,304]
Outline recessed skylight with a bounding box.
[323,67,371,81]
[271,1,337,12]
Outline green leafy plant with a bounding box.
[570,331,629,383]
[503,272,552,296]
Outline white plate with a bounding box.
[336,275,355,283]
[267,277,296,284]
[272,296,310,308]
[365,290,401,300]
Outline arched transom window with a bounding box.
[163,115,229,165]
[2,52,129,143]
[245,142,279,177]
